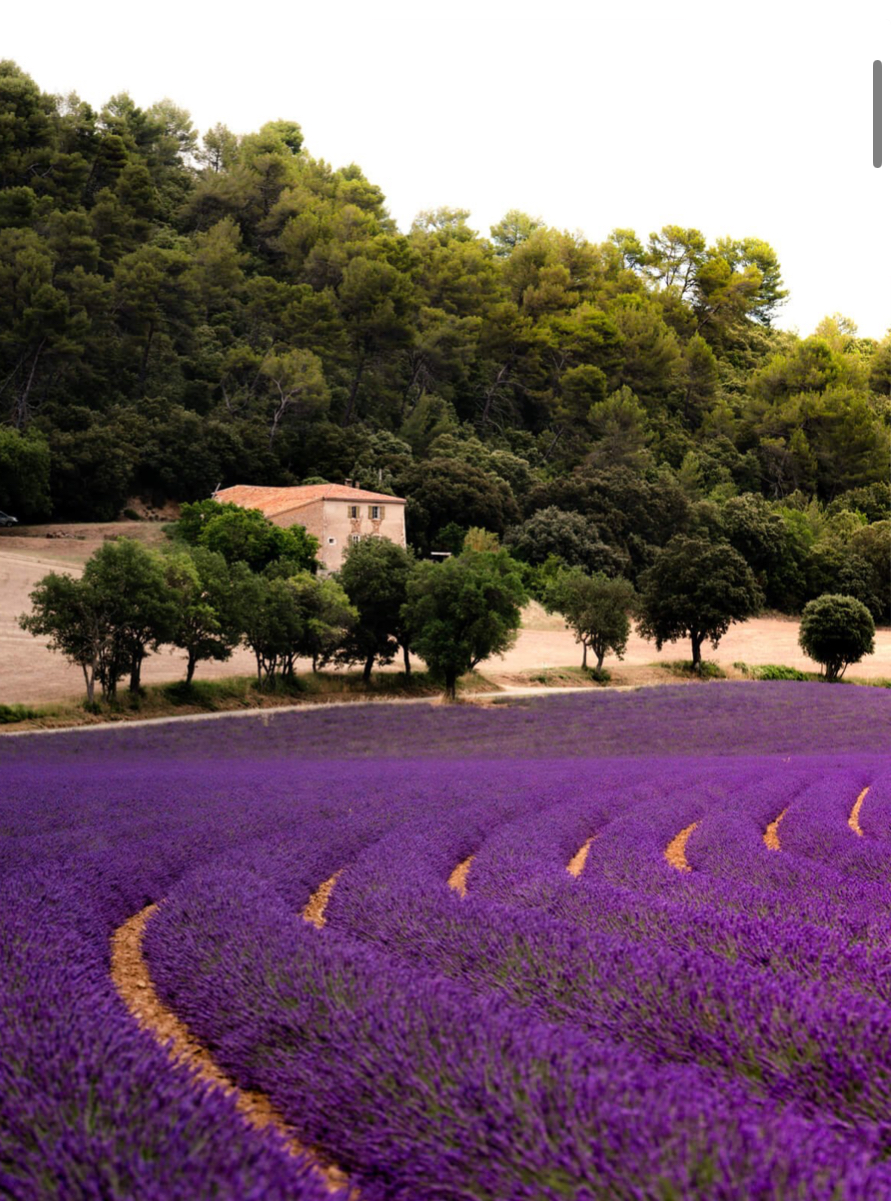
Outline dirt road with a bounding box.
[3,528,889,706]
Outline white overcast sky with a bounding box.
[6,0,889,338]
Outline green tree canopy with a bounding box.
[0,426,50,519]
[489,210,543,257]
[528,466,690,581]
[19,572,113,704]
[163,546,246,683]
[286,570,356,672]
[805,522,891,625]
[188,505,319,574]
[544,568,635,670]
[237,573,305,685]
[402,457,520,554]
[720,493,786,581]
[80,537,179,693]
[402,550,527,698]
[1,56,886,648]
[798,594,875,681]
[334,536,415,679]
[637,535,763,670]
[235,569,353,683]
[504,506,628,576]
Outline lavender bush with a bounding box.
[2,682,891,1197]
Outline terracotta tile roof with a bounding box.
[214,483,405,518]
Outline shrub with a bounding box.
[661,659,727,680]
[799,594,875,682]
[756,664,808,681]
[0,703,43,724]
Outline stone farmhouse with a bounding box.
[213,483,407,572]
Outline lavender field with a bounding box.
[3,681,891,1199]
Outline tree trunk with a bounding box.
[596,649,605,672]
[542,425,564,462]
[400,361,424,421]
[444,669,457,702]
[82,663,95,706]
[267,382,294,450]
[129,653,142,694]
[581,642,587,669]
[691,634,703,674]
[186,652,197,685]
[402,643,411,676]
[478,362,509,430]
[342,355,366,427]
[363,653,374,684]
[138,320,155,390]
[16,338,46,428]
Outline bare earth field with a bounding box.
[2,525,890,706]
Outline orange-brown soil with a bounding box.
[764,808,788,851]
[566,837,596,878]
[110,904,348,1192]
[848,787,870,837]
[665,822,699,872]
[303,872,342,929]
[447,855,474,898]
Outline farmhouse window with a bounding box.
[369,504,383,520]
[350,534,361,544]
[347,504,360,519]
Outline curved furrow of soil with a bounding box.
[303,871,343,929]
[763,808,788,851]
[111,905,349,1194]
[566,836,596,878]
[664,822,698,873]
[447,855,474,898]
[848,787,870,837]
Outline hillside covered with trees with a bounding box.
[1,61,888,621]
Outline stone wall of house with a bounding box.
[270,499,406,571]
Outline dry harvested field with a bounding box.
[2,524,890,705]
[4,683,891,1197]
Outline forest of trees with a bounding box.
[1,61,889,621]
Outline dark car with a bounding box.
[0,511,18,527]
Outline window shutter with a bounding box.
[379,504,386,519]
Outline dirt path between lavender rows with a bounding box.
[764,809,788,851]
[849,787,870,836]
[4,533,891,706]
[665,823,699,873]
[111,892,350,1193]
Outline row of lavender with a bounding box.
[5,679,891,763]
[0,758,375,1199]
[141,757,891,1198]
[3,686,891,1197]
[1,757,577,1197]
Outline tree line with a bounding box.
[21,503,876,702]
[0,60,888,628]
[20,507,528,702]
